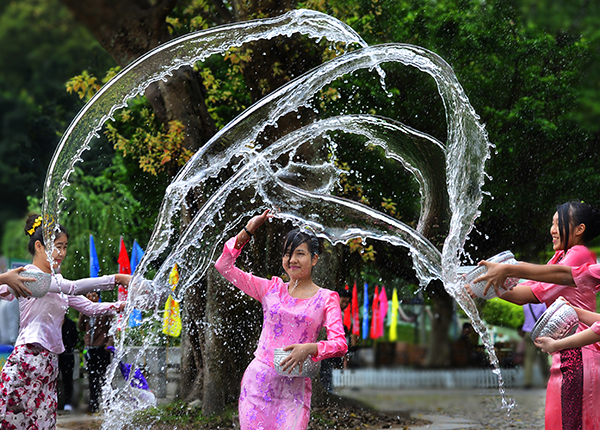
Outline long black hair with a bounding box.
[24,214,68,256]
[556,201,600,254]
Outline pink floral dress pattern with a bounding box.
[215,236,347,430]
[0,344,59,429]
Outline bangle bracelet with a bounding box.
[243,226,253,237]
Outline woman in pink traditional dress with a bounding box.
[0,215,129,429]
[215,209,348,430]
[467,201,600,430]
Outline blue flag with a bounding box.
[130,240,144,273]
[90,235,100,278]
[362,282,369,339]
[128,240,144,327]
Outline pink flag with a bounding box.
[377,286,388,338]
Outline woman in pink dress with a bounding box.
[215,210,347,430]
[467,201,600,430]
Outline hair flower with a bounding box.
[26,216,43,236]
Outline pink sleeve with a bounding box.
[51,275,115,295]
[313,291,348,362]
[530,247,596,303]
[591,322,600,336]
[572,263,600,293]
[214,236,273,302]
[68,296,123,316]
[0,284,16,301]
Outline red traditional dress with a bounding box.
[526,245,599,430]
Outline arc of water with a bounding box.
[134,113,447,287]
[41,8,369,246]
[136,44,487,287]
[142,155,441,301]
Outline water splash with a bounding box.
[39,9,514,427]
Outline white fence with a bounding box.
[333,367,528,389]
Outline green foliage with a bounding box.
[59,151,166,282]
[106,104,194,176]
[0,0,115,238]
[303,0,600,261]
[480,298,526,330]
[130,400,237,427]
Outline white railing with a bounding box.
[333,367,526,389]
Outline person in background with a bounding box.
[521,303,550,388]
[0,299,19,346]
[59,317,78,412]
[320,288,351,392]
[78,291,115,414]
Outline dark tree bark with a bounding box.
[59,0,218,159]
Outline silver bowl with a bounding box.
[530,298,579,342]
[10,270,52,298]
[273,348,321,378]
[463,251,519,299]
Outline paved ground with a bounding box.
[56,387,546,429]
[336,387,546,429]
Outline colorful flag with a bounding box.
[370,285,380,339]
[389,288,399,341]
[163,264,182,337]
[377,286,388,338]
[130,240,144,273]
[343,284,352,330]
[351,282,360,336]
[362,283,369,340]
[89,235,100,278]
[128,240,144,327]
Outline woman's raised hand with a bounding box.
[245,209,272,234]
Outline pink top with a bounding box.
[0,264,123,354]
[215,237,347,366]
[572,263,600,336]
[528,245,597,312]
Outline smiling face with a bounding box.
[550,212,563,251]
[282,241,318,281]
[550,211,585,252]
[34,232,68,272]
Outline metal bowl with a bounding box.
[10,270,52,298]
[530,298,579,342]
[273,348,321,378]
[463,251,519,299]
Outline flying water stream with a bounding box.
[41,9,515,428]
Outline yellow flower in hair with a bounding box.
[26,216,43,236]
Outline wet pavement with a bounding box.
[56,387,546,429]
[335,387,546,429]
